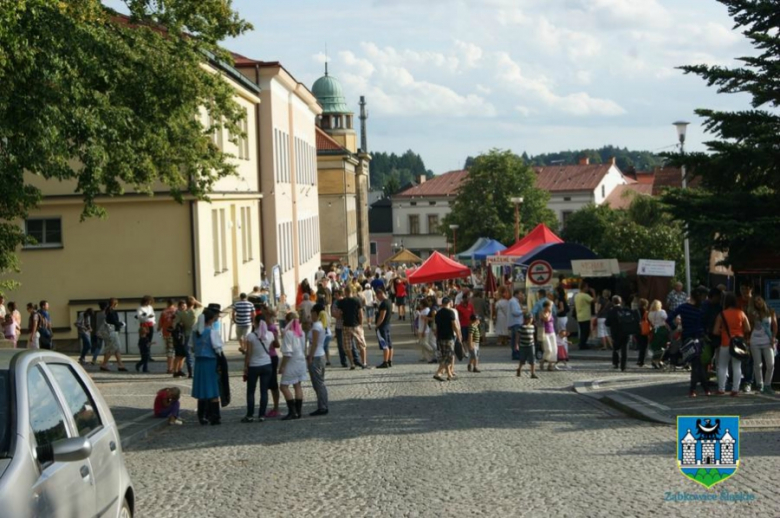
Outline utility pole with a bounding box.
[359,96,368,152]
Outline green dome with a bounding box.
[312,68,350,114]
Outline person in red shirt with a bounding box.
[154,387,182,425]
[394,277,408,321]
[456,292,475,342]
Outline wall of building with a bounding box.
[547,192,595,227]
[594,165,627,205]
[391,196,452,257]
[9,199,193,335]
[256,73,321,295]
[370,234,394,265]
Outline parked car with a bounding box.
[0,349,134,517]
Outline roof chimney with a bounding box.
[579,157,590,165]
[418,175,426,184]
[610,157,616,166]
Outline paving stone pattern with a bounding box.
[111,323,780,517]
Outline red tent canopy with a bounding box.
[499,223,563,257]
[407,251,472,285]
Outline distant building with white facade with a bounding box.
[391,171,467,259]
[534,158,631,228]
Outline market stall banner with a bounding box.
[572,259,620,277]
[638,259,676,277]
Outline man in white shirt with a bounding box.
[0,296,6,319]
[315,266,325,283]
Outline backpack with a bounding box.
[616,307,641,336]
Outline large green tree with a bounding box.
[442,149,558,251]
[561,196,702,281]
[0,0,251,291]
[662,0,780,268]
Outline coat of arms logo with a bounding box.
[677,416,740,488]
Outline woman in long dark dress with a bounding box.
[192,308,224,425]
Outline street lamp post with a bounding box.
[510,196,524,242]
[674,121,692,295]
[449,224,459,256]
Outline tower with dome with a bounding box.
[312,63,371,268]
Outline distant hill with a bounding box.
[464,146,665,173]
[370,150,434,194]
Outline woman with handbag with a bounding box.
[192,307,224,425]
[241,313,274,423]
[713,292,751,396]
[648,300,669,369]
[749,296,777,395]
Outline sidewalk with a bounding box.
[574,373,780,428]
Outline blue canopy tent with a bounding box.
[515,243,599,271]
[456,237,491,260]
[470,239,507,261]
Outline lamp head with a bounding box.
[673,121,690,144]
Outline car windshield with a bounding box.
[0,370,9,457]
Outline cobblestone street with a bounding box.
[110,322,780,517]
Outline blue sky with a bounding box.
[112,0,756,173]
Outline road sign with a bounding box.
[527,260,553,285]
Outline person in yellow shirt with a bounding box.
[574,281,596,350]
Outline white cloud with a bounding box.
[475,84,492,95]
[493,52,625,116]
[454,40,484,69]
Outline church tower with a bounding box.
[312,64,371,266]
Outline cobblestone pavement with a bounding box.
[112,322,780,517]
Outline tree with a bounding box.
[562,198,686,275]
[382,176,401,198]
[442,149,558,251]
[0,0,251,292]
[662,0,780,268]
[369,150,434,190]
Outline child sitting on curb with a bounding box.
[154,387,183,425]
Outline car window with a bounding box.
[0,371,10,457]
[28,366,68,449]
[47,364,102,437]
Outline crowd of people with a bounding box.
[3,263,777,426]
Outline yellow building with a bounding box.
[311,66,371,268]
[8,60,264,352]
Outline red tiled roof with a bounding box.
[395,170,468,197]
[533,164,615,192]
[633,171,656,185]
[230,52,280,68]
[315,127,347,153]
[604,184,654,210]
[651,167,701,196]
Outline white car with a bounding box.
[0,349,135,517]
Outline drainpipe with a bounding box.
[189,200,198,298]
[254,64,267,272]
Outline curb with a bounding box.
[573,378,674,426]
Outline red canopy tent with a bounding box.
[407,251,471,285]
[499,223,563,257]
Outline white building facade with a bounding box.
[235,57,323,296]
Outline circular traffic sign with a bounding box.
[527,260,553,285]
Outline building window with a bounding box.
[563,196,572,202]
[410,201,417,206]
[219,209,228,272]
[212,209,221,274]
[429,201,436,206]
[601,185,605,198]
[409,215,420,235]
[562,211,574,228]
[370,242,377,255]
[427,214,439,234]
[24,218,62,248]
